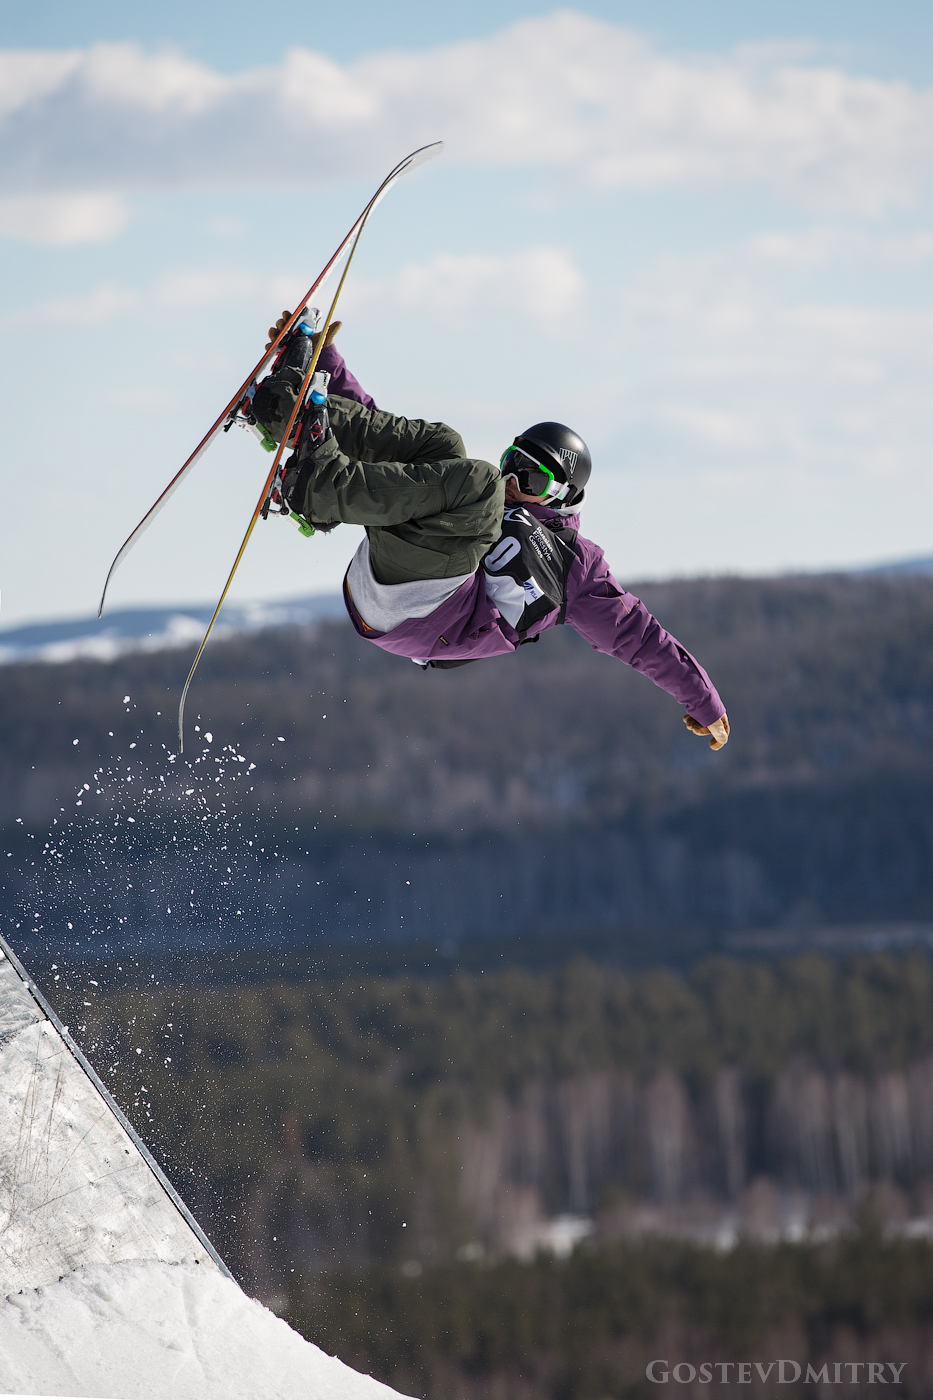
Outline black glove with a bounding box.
[265,310,342,353]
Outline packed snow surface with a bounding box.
[0,1258,413,1400]
[0,949,216,1294]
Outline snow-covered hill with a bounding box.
[0,1261,412,1400]
[0,593,344,666]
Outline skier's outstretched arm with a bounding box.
[564,538,728,743]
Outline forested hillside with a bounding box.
[48,952,933,1298]
[289,1233,933,1400]
[6,571,933,833]
[4,570,933,958]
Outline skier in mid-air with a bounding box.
[248,312,730,750]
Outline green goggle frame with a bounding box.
[498,445,567,501]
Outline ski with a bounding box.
[174,141,444,751]
[98,141,444,620]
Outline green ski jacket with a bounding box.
[296,396,505,585]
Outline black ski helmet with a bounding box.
[512,422,592,507]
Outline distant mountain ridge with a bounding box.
[4,552,933,667]
[0,594,345,666]
[860,553,933,576]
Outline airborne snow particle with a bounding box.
[72,739,79,746]
[123,695,130,703]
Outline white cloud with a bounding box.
[748,227,933,268]
[2,16,933,226]
[0,192,127,244]
[0,49,80,120]
[345,247,583,326]
[4,247,581,330]
[3,268,298,328]
[605,238,933,489]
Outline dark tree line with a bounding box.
[288,1227,933,1400]
[40,951,933,1301]
[6,570,933,953]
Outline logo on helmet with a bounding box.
[558,448,578,475]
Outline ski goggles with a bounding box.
[499,445,569,502]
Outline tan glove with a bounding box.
[265,309,342,353]
[684,712,730,750]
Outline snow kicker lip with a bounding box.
[0,930,230,1293]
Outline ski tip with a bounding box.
[398,142,444,179]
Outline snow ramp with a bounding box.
[0,931,226,1293]
[0,933,414,1400]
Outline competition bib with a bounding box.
[483,507,578,637]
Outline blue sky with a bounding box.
[3,2,933,627]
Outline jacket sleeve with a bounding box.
[317,343,378,411]
[323,396,467,469]
[302,423,498,530]
[564,536,725,727]
[318,349,469,468]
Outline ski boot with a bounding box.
[300,370,333,452]
[249,309,321,446]
[279,371,341,536]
